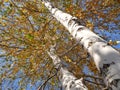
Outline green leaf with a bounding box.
[26,34,34,40]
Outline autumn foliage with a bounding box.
[0,0,120,90]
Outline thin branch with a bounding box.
[22,5,41,13]
[58,41,79,57]
[10,0,35,31]
[84,79,105,86]
[0,44,26,49]
[0,27,35,48]
[83,74,103,80]
[37,67,58,90]
[39,73,57,90]
[0,54,6,57]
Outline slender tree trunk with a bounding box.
[48,45,88,90]
[41,0,120,89]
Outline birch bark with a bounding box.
[48,46,88,90]
[41,0,120,89]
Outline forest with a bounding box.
[0,0,120,90]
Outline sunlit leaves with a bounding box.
[86,20,94,30]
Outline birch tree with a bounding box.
[41,0,120,89]
[45,45,88,90]
[0,0,120,90]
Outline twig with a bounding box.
[37,68,58,90]
[10,0,35,31]
[83,74,103,80]
[58,42,79,57]
[84,79,105,86]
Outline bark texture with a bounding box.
[42,0,120,89]
[48,46,88,90]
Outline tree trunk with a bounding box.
[41,0,120,89]
[48,46,88,90]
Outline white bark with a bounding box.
[41,0,120,89]
[48,46,88,90]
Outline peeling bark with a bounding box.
[41,0,120,89]
[48,46,88,90]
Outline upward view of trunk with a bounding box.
[41,0,120,89]
[48,46,88,90]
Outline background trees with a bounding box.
[0,0,120,90]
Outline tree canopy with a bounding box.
[0,0,120,90]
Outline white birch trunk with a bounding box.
[41,0,120,89]
[48,46,88,90]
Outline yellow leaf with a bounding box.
[22,9,27,13]
[64,56,72,63]
[4,0,9,2]
[51,81,55,85]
